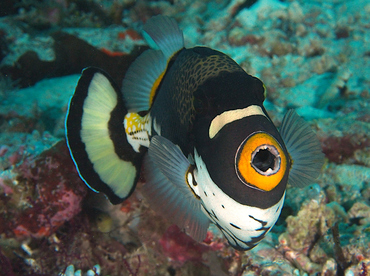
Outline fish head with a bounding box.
[192,109,290,250]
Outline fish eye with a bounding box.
[235,132,287,191]
[251,144,280,176]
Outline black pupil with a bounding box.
[252,149,275,172]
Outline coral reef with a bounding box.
[59,264,101,276]
[0,0,369,275]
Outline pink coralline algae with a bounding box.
[321,134,370,164]
[159,225,212,264]
[159,225,225,265]
[0,140,87,238]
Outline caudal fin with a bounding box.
[66,67,144,204]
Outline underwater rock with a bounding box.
[227,27,264,47]
[348,202,370,225]
[0,0,368,274]
[0,140,87,238]
[0,130,59,174]
[59,264,101,276]
[317,68,352,108]
[0,31,147,88]
[0,30,8,63]
[321,258,337,276]
[322,163,370,199]
[239,241,300,275]
[322,134,370,164]
[279,198,335,252]
[0,75,80,138]
[0,0,21,17]
[8,0,122,30]
[159,225,212,264]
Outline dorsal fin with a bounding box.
[143,15,184,60]
[122,50,166,112]
[122,15,185,113]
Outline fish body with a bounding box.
[66,16,324,250]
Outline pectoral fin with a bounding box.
[280,109,324,187]
[142,136,209,241]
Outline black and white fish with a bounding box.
[65,15,324,250]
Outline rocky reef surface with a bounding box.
[0,0,369,275]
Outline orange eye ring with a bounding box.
[235,132,287,191]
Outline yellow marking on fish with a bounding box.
[124,112,151,152]
[149,70,166,107]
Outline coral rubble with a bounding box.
[0,0,369,275]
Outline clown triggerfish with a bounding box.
[66,15,324,250]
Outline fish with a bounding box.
[65,15,324,251]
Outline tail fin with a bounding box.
[66,67,144,204]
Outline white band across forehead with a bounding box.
[209,105,266,139]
